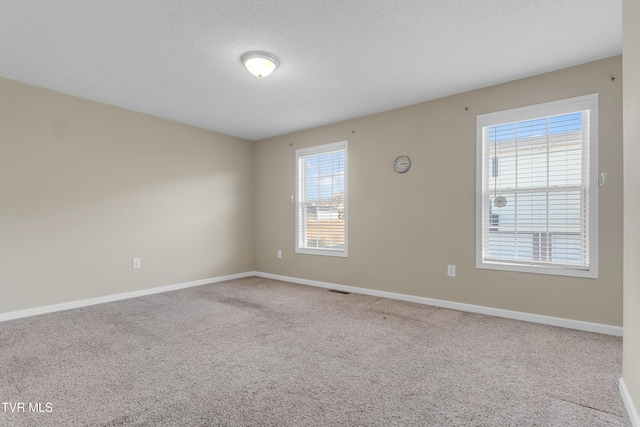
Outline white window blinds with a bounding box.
[476,94,598,278]
[296,141,348,257]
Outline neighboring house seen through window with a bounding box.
[476,94,598,278]
[296,141,348,257]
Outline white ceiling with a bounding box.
[0,1,621,141]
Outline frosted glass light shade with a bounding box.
[241,51,279,78]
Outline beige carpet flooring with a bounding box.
[0,276,630,426]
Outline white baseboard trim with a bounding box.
[255,272,623,337]
[0,271,255,323]
[620,378,640,427]
[2,271,623,337]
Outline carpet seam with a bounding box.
[544,392,624,418]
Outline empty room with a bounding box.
[1,1,639,426]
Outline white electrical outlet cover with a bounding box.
[447,265,456,277]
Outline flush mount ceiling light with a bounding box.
[241,51,279,78]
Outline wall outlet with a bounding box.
[132,258,141,269]
[277,250,282,259]
[447,265,456,277]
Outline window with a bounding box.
[476,94,598,278]
[296,141,348,257]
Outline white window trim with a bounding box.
[295,141,348,257]
[475,94,599,278]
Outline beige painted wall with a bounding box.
[623,0,640,416]
[0,77,254,314]
[255,56,623,326]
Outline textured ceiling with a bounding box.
[0,1,621,141]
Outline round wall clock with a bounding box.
[394,155,411,174]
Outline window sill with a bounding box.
[476,260,598,279]
[296,248,348,258]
